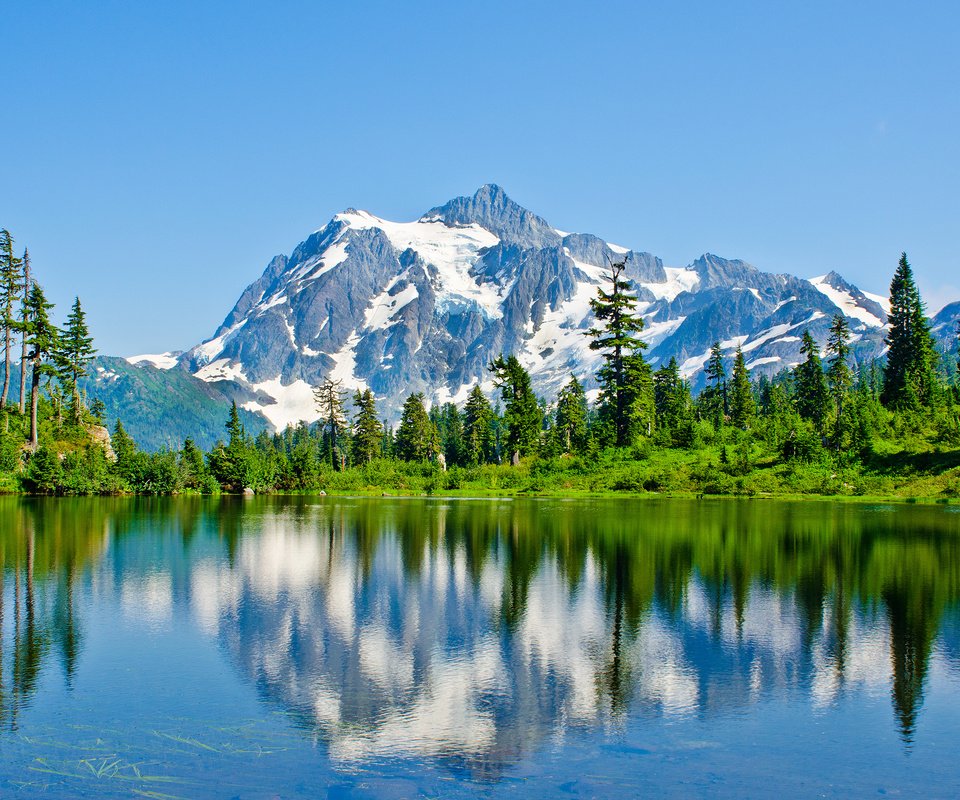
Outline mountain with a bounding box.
[97,185,924,437]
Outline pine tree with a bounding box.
[489,354,542,460]
[702,342,728,426]
[394,393,438,462]
[552,375,588,454]
[586,259,652,446]
[653,357,694,445]
[18,248,30,414]
[23,282,58,449]
[438,403,465,466]
[826,314,853,446]
[351,389,383,465]
[54,297,97,421]
[794,330,829,432]
[463,385,494,465]
[313,377,348,469]
[882,253,936,408]
[729,346,755,429]
[0,229,24,408]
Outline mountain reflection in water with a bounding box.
[1,496,959,779]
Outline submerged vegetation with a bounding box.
[1,229,958,499]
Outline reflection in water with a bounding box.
[2,496,960,776]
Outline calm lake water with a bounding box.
[1,496,959,798]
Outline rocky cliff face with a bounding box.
[151,184,901,429]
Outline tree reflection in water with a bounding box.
[1,496,958,769]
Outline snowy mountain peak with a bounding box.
[172,187,895,431]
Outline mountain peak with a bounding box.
[422,185,561,249]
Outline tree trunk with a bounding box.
[1,324,10,408]
[18,256,29,414]
[29,361,40,449]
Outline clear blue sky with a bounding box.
[2,1,958,356]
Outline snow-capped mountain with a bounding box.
[140,185,898,430]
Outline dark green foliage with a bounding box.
[701,342,728,426]
[24,282,59,448]
[314,377,348,469]
[395,393,439,462]
[552,375,589,455]
[587,259,653,447]
[794,330,829,433]
[463,385,494,465]
[826,314,853,449]
[0,229,24,408]
[882,253,937,409]
[352,389,383,465]
[207,402,253,490]
[54,297,97,420]
[729,346,755,429]
[489,355,542,460]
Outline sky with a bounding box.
[2,0,958,356]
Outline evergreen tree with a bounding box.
[351,389,383,465]
[826,314,853,446]
[0,229,24,408]
[729,346,755,429]
[54,297,97,421]
[438,402,466,466]
[394,393,438,462]
[489,354,542,460]
[653,357,694,446]
[209,401,253,490]
[18,248,30,414]
[794,330,829,432]
[882,253,937,408]
[586,259,652,446]
[313,377,348,469]
[702,342,728,425]
[23,282,58,449]
[552,375,588,454]
[463,385,494,465]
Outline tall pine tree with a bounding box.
[826,314,853,446]
[0,229,24,409]
[552,375,588,455]
[394,393,438,462]
[351,389,383,465]
[23,283,58,449]
[701,342,728,426]
[882,253,936,409]
[463,385,494,465]
[729,346,755,429]
[313,377,348,469]
[794,330,829,432]
[489,354,542,461]
[54,297,97,421]
[586,259,652,446]
[18,248,30,414]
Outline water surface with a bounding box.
[1,496,959,798]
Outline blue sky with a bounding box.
[2,1,958,356]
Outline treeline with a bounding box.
[8,244,960,497]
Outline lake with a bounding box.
[1,496,959,798]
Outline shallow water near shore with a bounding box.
[1,495,959,798]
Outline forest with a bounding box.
[2,227,959,498]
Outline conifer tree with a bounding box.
[463,385,494,465]
[394,393,438,462]
[794,330,829,432]
[729,346,755,429]
[54,297,97,421]
[552,375,588,454]
[23,282,58,449]
[438,402,465,466]
[826,314,853,444]
[587,259,653,446]
[882,253,936,408]
[313,377,348,469]
[351,389,383,465]
[489,354,542,460]
[700,342,728,426]
[0,229,24,408]
[18,248,30,413]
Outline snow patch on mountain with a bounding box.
[126,352,179,370]
[809,275,885,328]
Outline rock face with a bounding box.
[165,184,901,429]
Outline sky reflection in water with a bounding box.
[1,496,959,798]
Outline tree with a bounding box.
[794,330,829,433]
[489,354,542,460]
[351,389,383,465]
[23,282,58,449]
[394,393,438,462]
[18,248,30,414]
[882,253,936,408]
[586,259,652,446]
[729,346,755,429]
[702,342,728,426]
[313,377,348,469]
[826,314,853,447]
[463,385,494,465]
[0,229,24,408]
[552,375,589,455]
[54,297,97,421]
